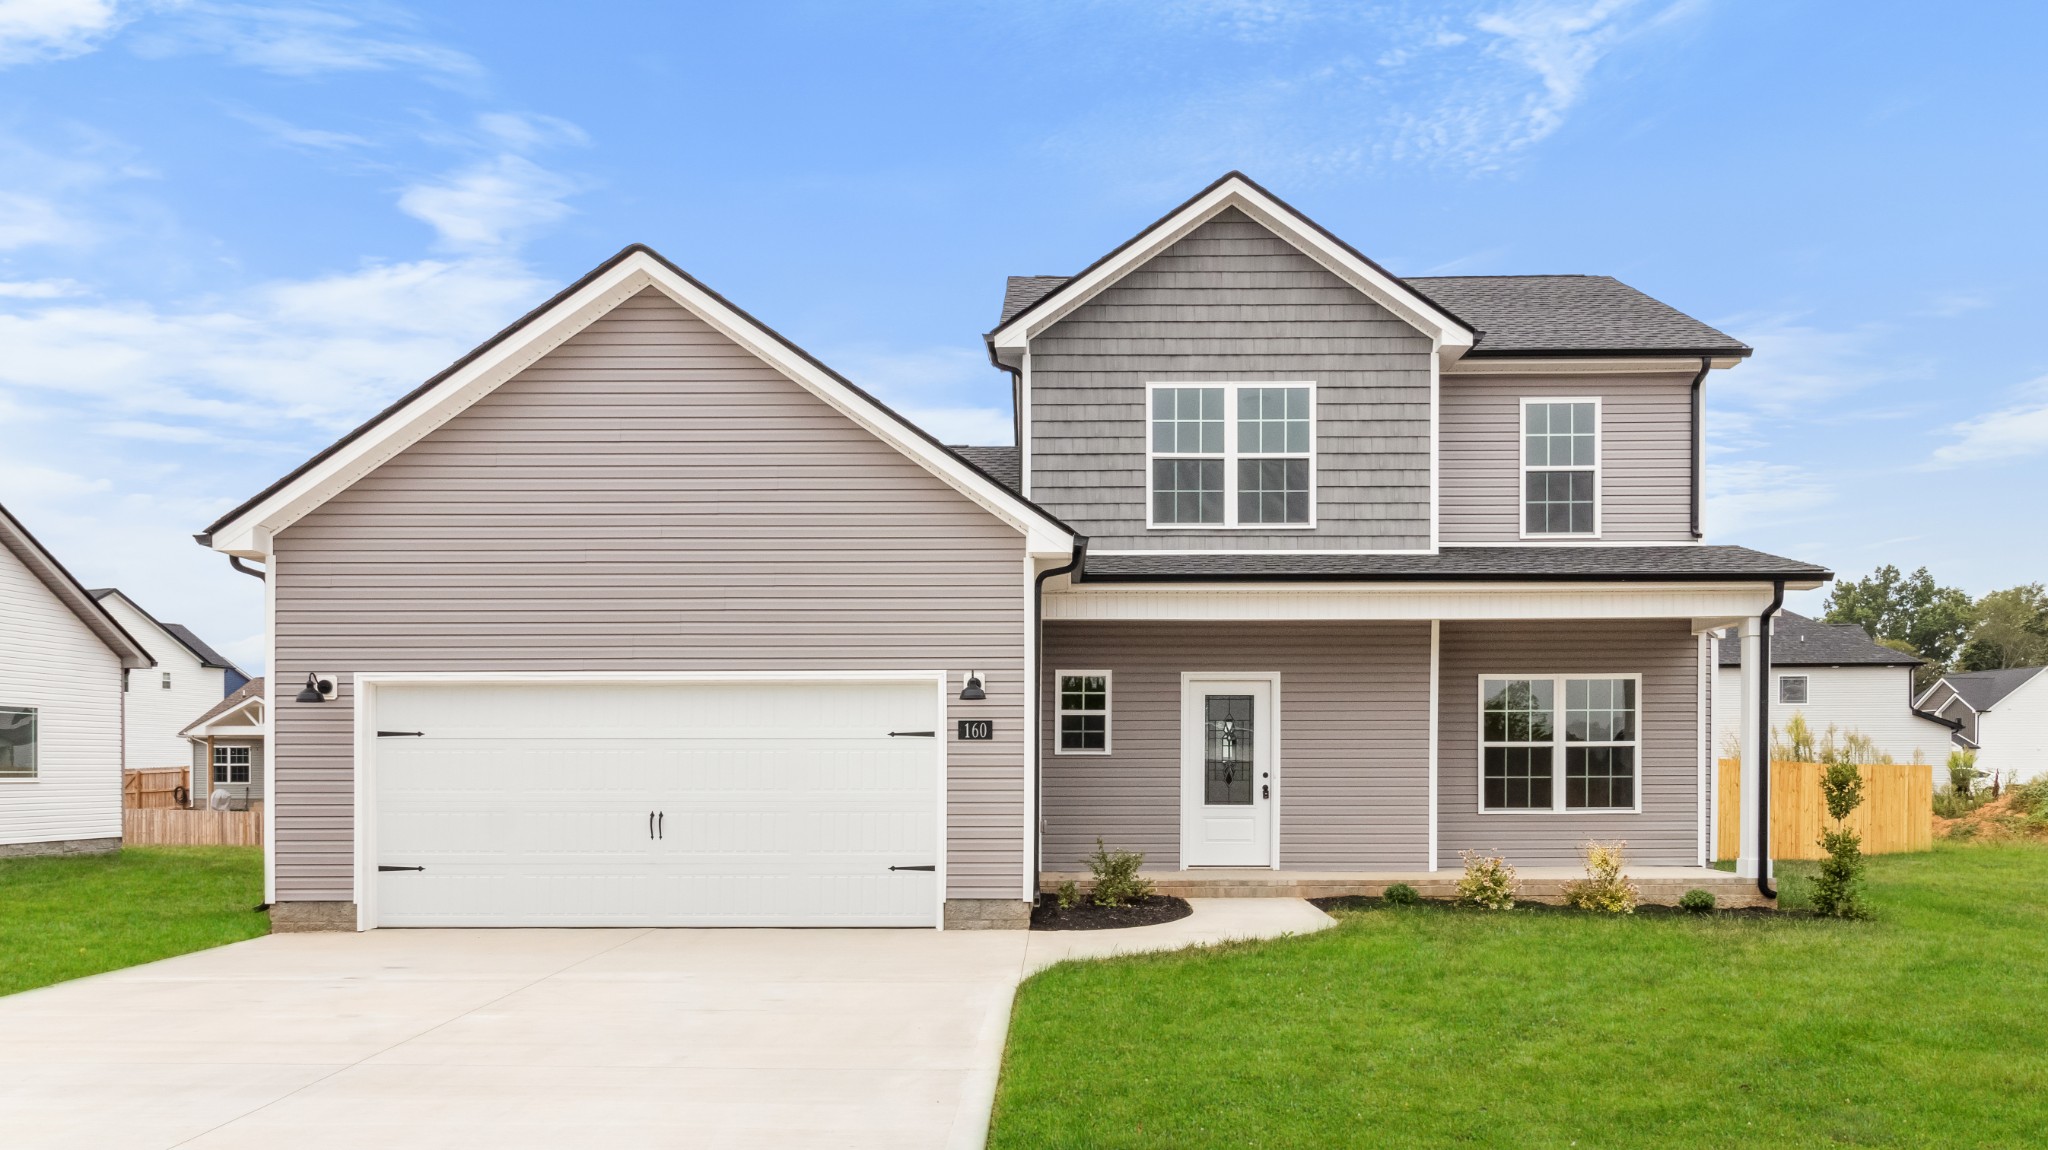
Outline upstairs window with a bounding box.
[0,706,35,780]
[1523,399,1599,536]
[1779,675,1809,705]
[1149,383,1314,528]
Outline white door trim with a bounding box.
[1178,671,1282,869]
[350,670,949,931]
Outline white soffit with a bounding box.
[989,175,1475,367]
[206,251,1073,559]
[1042,581,1784,623]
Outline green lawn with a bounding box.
[992,844,2048,1149]
[0,846,268,997]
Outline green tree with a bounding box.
[1957,584,2048,672]
[1824,565,1976,672]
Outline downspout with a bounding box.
[229,556,266,581]
[1757,579,1784,901]
[1689,356,1709,539]
[1030,536,1087,898]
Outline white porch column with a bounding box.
[1735,616,1765,880]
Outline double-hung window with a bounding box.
[213,745,251,785]
[1149,383,1314,527]
[1480,675,1640,812]
[1522,399,1599,536]
[0,706,36,780]
[1056,672,1110,754]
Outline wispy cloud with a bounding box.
[0,277,87,297]
[131,2,482,80]
[0,0,126,66]
[826,344,1013,443]
[1704,458,1832,537]
[398,153,582,252]
[1924,376,2048,470]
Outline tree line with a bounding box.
[1823,565,2048,690]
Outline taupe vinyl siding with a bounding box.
[1437,619,1701,867]
[1440,373,1694,542]
[1040,621,1431,871]
[1029,209,1433,550]
[273,288,1027,903]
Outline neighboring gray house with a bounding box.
[197,172,1826,931]
[1918,666,2048,786]
[179,677,265,808]
[1712,612,1957,774]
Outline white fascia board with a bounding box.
[1444,357,1716,377]
[1043,581,1783,622]
[989,177,1473,367]
[207,251,1072,560]
[181,696,264,739]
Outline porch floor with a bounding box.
[1040,866,1770,909]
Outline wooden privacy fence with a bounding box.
[1716,759,1930,860]
[124,802,263,847]
[122,767,190,809]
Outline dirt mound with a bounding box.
[1934,790,2048,842]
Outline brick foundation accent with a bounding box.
[943,899,1032,930]
[269,901,358,932]
[0,836,120,859]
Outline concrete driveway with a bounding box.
[0,901,1330,1149]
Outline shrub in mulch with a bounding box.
[1030,893,1192,931]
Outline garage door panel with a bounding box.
[371,679,940,928]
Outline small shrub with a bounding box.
[1456,850,1519,911]
[1933,789,1990,819]
[1382,882,1420,906]
[1679,888,1717,914]
[1772,713,1818,762]
[1810,756,1869,918]
[1561,840,1640,915]
[1084,839,1154,908]
[2007,777,2048,816]
[1947,749,1981,797]
[1053,880,1080,911]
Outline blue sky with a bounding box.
[2,1,2044,672]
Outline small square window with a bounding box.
[1056,672,1111,754]
[0,706,36,780]
[161,672,173,690]
[212,744,252,785]
[1779,676,1809,705]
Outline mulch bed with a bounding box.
[1030,894,1192,931]
[1308,895,1788,918]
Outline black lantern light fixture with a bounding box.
[296,672,336,703]
[959,670,986,701]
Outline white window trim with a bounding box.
[1144,381,1318,531]
[1517,396,1603,540]
[1053,669,1113,756]
[213,744,253,785]
[161,672,173,690]
[1474,673,1644,815]
[1778,674,1809,705]
[0,704,37,783]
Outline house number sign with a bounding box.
[957,720,995,741]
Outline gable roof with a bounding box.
[199,245,1076,560]
[1935,666,2046,712]
[180,677,264,739]
[0,503,153,670]
[986,172,1475,367]
[998,270,1749,360]
[1717,612,1919,667]
[88,588,247,675]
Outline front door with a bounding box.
[1180,676,1275,867]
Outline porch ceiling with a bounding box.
[1044,580,1778,627]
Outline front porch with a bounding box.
[1040,866,1771,908]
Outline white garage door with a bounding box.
[368,679,941,927]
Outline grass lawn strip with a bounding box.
[0,846,267,997]
[991,844,2048,1149]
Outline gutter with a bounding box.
[1689,356,1709,539]
[1757,579,1784,901]
[229,556,266,582]
[1029,537,1088,898]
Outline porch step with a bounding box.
[1040,868,1772,909]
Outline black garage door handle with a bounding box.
[888,864,936,872]
[378,865,425,872]
[888,731,935,738]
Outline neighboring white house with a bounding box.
[0,502,155,857]
[180,677,265,808]
[1918,666,2048,787]
[1714,612,1957,779]
[89,588,248,775]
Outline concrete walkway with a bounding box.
[0,899,1330,1149]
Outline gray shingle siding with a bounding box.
[1027,209,1433,550]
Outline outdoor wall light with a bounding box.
[296,672,337,703]
[959,670,986,701]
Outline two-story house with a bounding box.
[198,173,1824,932]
